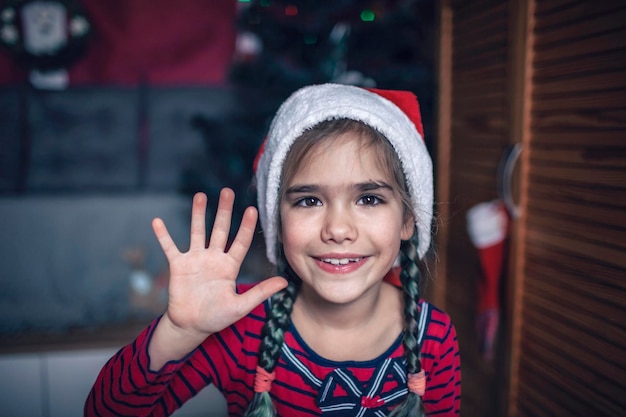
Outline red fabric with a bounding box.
[252,136,266,174]
[383,266,402,287]
[85,291,462,416]
[0,0,237,86]
[366,87,425,138]
[477,240,505,312]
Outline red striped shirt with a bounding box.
[85,289,460,416]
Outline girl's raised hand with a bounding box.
[151,188,287,350]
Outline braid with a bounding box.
[243,244,300,417]
[389,229,426,417]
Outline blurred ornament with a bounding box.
[466,199,509,361]
[235,31,263,62]
[123,247,166,317]
[0,0,91,89]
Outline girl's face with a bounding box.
[279,131,414,306]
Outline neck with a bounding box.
[294,282,400,330]
[291,282,404,361]
[294,287,381,330]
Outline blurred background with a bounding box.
[0,0,436,334]
[1,1,625,417]
[0,1,437,416]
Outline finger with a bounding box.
[208,188,235,250]
[189,192,208,249]
[227,206,258,264]
[237,277,289,316]
[152,218,180,259]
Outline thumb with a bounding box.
[238,276,289,314]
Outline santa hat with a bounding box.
[255,83,433,264]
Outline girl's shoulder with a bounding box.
[418,297,451,319]
[418,299,455,342]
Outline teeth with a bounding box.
[321,258,361,265]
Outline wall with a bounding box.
[0,85,265,415]
[0,86,277,334]
[0,348,227,416]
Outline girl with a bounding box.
[85,84,461,416]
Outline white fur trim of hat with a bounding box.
[255,83,434,264]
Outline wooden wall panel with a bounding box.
[441,0,626,415]
[513,0,626,415]
[443,0,512,416]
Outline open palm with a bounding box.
[152,188,287,339]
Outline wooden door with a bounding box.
[434,0,514,415]
[435,0,626,415]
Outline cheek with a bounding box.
[370,215,411,254]
[368,211,406,234]
[279,209,306,246]
[279,220,308,270]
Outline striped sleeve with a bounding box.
[84,316,216,417]
[198,303,266,415]
[421,305,462,416]
[84,284,267,417]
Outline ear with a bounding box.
[400,215,415,241]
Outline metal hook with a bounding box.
[497,143,522,219]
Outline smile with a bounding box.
[320,257,362,265]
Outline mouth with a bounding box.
[319,257,363,266]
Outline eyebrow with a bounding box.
[284,181,394,195]
[358,181,393,192]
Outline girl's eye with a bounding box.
[358,195,383,206]
[295,197,321,207]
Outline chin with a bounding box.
[308,280,380,305]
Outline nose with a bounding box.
[321,205,357,243]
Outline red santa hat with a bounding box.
[255,83,433,264]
